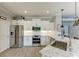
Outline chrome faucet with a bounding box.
[57,24,65,38]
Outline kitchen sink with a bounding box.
[51,41,67,51]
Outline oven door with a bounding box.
[32,36,41,46]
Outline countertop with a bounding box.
[24,30,69,43]
[39,34,72,57]
[24,31,59,37]
[39,45,73,57]
[39,39,79,57]
[24,30,79,57]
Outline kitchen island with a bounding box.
[39,31,79,57]
[24,30,79,57]
[39,37,73,57]
[39,45,73,57]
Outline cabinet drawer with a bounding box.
[24,36,32,46]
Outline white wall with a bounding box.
[54,13,61,31]
[0,20,10,53]
[0,11,11,53]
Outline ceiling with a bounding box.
[0,2,78,18]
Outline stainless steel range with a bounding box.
[32,35,41,46]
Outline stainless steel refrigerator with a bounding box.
[10,25,24,48]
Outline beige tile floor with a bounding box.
[0,47,43,57]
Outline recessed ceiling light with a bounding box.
[24,10,27,14]
[46,10,50,14]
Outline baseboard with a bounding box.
[0,47,10,54]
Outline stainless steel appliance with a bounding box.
[10,25,24,48]
[32,35,41,46]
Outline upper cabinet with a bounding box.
[49,22,54,31]
[24,21,32,30]
[11,18,54,31]
[41,21,50,30]
[32,19,52,31]
[32,19,41,27]
[11,20,17,25]
[11,20,25,25]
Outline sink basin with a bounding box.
[51,41,67,51]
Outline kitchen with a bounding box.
[0,2,79,57]
[10,17,54,47]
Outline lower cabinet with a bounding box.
[70,26,79,38]
[24,36,32,46]
[41,36,50,45]
[23,36,50,46]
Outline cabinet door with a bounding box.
[24,36,32,46]
[11,20,17,25]
[49,23,54,31]
[41,21,50,30]
[24,21,32,30]
[18,20,24,25]
[32,19,41,27]
[32,21,36,26]
[41,36,50,45]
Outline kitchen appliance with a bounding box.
[10,25,24,48]
[32,35,41,46]
[32,26,41,31]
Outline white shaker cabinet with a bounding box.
[49,22,54,31]
[17,20,25,25]
[11,20,17,25]
[11,20,25,25]
[32,19,41,27]
[23,36,50,46]
[70,26,79,38]
[24,36,32,46]
[41,36,50,45]
[41,21,50,30]
[24,21,32,30]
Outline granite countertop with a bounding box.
[39,45,73,57]
[24,30,59,36]
[39,39,79,57]
[24,30,70,44]
[39,35,73,57]
[24,31,53,36]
